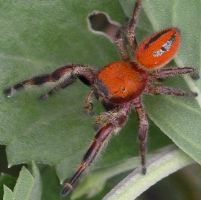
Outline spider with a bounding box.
[3,0,198,197]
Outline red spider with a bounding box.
[4,0,198,197]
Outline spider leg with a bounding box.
[88,10,129,61]
[115,28,130,61]
[146,85,197,97]
[127,0,142,50]
[39,77,75,100]
[84,88,95,115]
[3,64,95,98]
[61,105,131,197]
[153,67,198,79]
[133,97,148,174]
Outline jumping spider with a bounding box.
[3,0,198,197]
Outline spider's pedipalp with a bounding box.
[4,64,95,99]
[84,88,95,115]
[133,97,148,174]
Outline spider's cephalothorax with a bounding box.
[95,61,148,103]
[3,0,198,197]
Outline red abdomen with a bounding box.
[96,61,147,103]
[136,27,180,69]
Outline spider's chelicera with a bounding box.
[3,0,198,197]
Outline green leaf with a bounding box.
[3,163,41,200]
[0,0,170,187]
[139,165,201,200]
[0,0,123,177]
[119,0,201,165]
[41,167,61,200]
[0,173,16,198]
[0,0,119,182]
[3,186,13,200]
[103,145,194,200]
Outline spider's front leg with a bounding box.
[61,104,131,197]
[3,64,96,99]
[133,97,148,174]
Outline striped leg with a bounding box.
[39,79,75,100]
[127,0,142,50]
[3,64,95,98]
[146,86,197,97]
[60,105,130,197]
[153,67,198,79]
[133,97,148,174]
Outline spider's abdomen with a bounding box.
[136,27,180,69]
[95,61,147,103]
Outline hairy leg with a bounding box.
[153,67,198,79]
[61,104,131,197]
[115,28,130,61]
[114,0,142,60]
[146,85,197,97]
[133,97,148,174]
[88,9,129,61]
[127,0,142,50]
[4,64,95,98]
[39,77,75,100]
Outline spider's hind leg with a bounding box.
[4,64,96,99]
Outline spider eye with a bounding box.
[135,27,180,69]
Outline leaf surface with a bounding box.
[103,145,194,200]
[3,163,41,200]
[0,0,170,185]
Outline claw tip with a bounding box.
[60,183,73,197]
